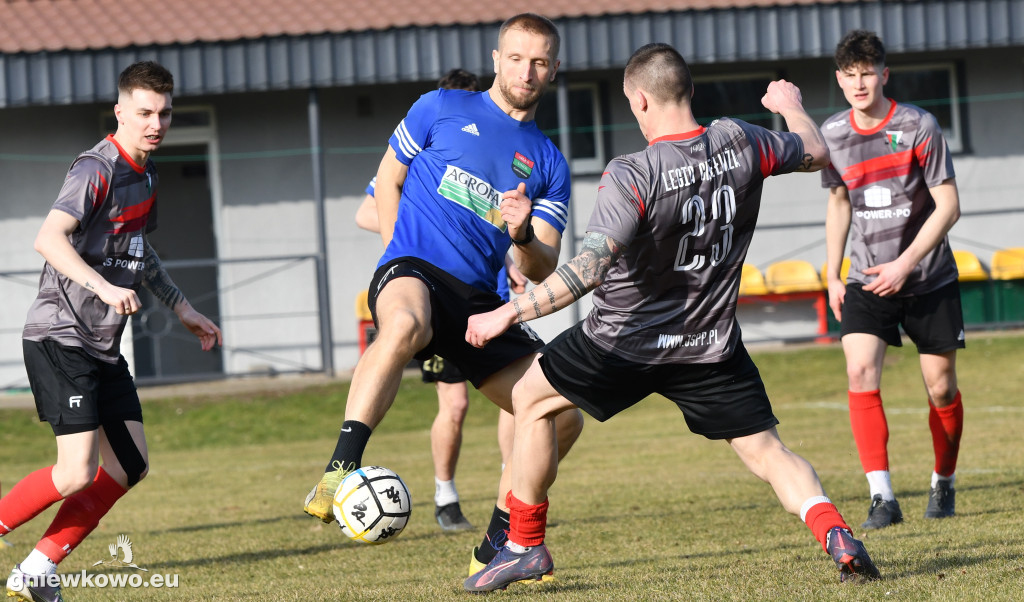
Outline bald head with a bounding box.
[624,43,693,105]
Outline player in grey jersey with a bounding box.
[463,43,879,592]
[822,30,964,530]
[2,61,221,602]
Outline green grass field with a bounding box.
[1,333,1022,600]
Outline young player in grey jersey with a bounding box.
[1,61,221,602]
[463,43,879,592]
[822,29,964,530]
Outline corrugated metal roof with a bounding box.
[2,0,1022,108]
[0,0,859,53]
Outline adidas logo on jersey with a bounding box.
[462,123,480,136]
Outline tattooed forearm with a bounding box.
[528,291,543,319]
[796,153,814,172]
[512,298,525,323]
[555,265,587,300]
[84,281,96,291]
[574,231,625,287]
[142,242,185,310]
[541,282,558,311]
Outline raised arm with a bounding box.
[34,209,140,315]
[141,240,222,351]
[761,79,830,172]
[502,182,563,282]
[466,231,625,348]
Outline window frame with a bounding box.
[535,82,607,174]
[691,71,781,131]
[885,62,963,153]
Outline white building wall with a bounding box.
[2,49,1022,389]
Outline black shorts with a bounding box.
[841,280,966,354]
[538,323,779,440]
[23,339,143,436]
[420,355,467,384]
[369,257,543,389]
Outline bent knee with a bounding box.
[378,310,432,352]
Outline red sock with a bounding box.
[506,491,548,547]
[848,390,889,472]
[0,467,63,535]
[35,468,127,563]
[929,391,963,477]
[804,502,850,552]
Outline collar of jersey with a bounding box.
[105,134,147,174]
[480,90,540,129]
[649,126,706,146]
[849,98,897,136]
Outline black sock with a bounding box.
[475,506,511,564]
[325,420,372,472]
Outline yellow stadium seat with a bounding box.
[953,250,988,282]
[819,257,851,287]
[739,264,768,296]
[991,247,1024,280]
[355,289,372,321]
[765,259,823,294]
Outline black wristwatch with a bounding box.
[511,222,535,246]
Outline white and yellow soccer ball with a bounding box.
[332,466,412,544]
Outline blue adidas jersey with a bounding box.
[366,175,512,300]
[379,89,570,293]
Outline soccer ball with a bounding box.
[332,466,412,544]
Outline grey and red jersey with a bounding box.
[820,100,957,295]
[583,117,806,364]
[23,135,159,363]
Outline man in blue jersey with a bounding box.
[354,69,525,534]
[304,13,584,572]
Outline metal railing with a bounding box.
[0,254,333,390]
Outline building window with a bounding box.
[535,83,606,174]
[692,73,779,130]
[886,63,962,152]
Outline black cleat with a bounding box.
[923,481,956,519]
[435,502,474,532]
[861,494,903,530]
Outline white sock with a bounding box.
[865,470,895,501]
[20,549,57,576]
[506,541,531,553]
[434,478,459,507]
[932,472,955,488]
[799,496,832,523]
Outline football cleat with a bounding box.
[468,546,556,587]
[6,565,64,602]
[923,481,956,519]
[465,543,555,593]
[435,502,474,532]
[826,527,881,583]
[303,460,354,523]
[861,494,903,530]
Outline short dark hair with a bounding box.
[624,43,693,105]
[118,61,174,97]
[499,13,560,61]
[438,68,479,91]
[834,30,886,71]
